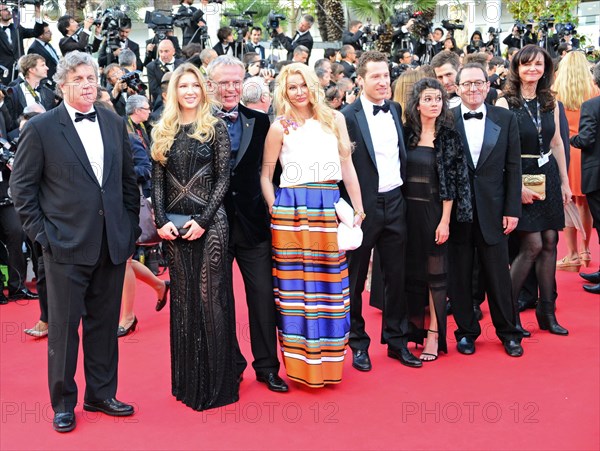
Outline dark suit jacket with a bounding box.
[278,31,313,61]
[245,42,265,59]
[27,39,60,82]
[340,99,407,221]
[212,41,243,58]
[10,103,140,265]
[5,79,56,127]
[342,30,364,50]
[0,22,45,82]
[340,60,355,79]
[571,96,600,194]
[98,38,143,70]
[451,105,522,245]
[146,58,184,106]
[58,30,101,56]
[223,103,271,245]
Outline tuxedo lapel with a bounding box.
[0,29,13,54]
[235,109,254,168]
[96,108,114,187]
[477,114,501,169]
[58,104,101,186]
[453,108,475,170]
[354,102,377,168]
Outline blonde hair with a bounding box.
[274,63,350,158]
[393,70,427,122]
[151,63,218,164]
[553,51,596,111]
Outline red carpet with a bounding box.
[1,239,598,450]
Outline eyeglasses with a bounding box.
[459,81,487,89]
[210,80,242,89]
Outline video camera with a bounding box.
[120,70,146,94]
[94,7,131,52]
[224,10,255,32]
[0,137,16,170]
[555,22,576,38]
[264,10,286,37]
[144,10,174,42]
[537,16,555,34]
[442,19,465,32]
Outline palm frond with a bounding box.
[346,0,378,22]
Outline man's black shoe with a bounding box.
[502,339,524,357]
[83,398,134,416]
[351,349,372,371]
[256,373,289,392]
[387,347,422,368]
[473,304,483,321]
[457,337,475,355]
[8,288,38,300]
[53,412,76,433]
[0,291,7,305]
[580,271,600,284]
[583,283,600,294]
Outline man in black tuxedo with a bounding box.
[10,51,140,433]
[146,39,184,106]
[98,24,143,71]
[276,14,314,61]
[449,63,524,357]
[342,20,364,51]
[571,63,600,294]
[206,55,287,393]
[27,23,60,86]
[0,3,44,84]
[245,27,265,60]
[341,51,422,371]
[339,45,357,79]
[57,15,102,56]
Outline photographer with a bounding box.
[245,27,265,59]
[98,23,143,71]
[177,0,207,47]
[465,30,484,54]
[487,56,507,90]
[502,23,536,50]
[0,3,44,84]
[212,26,243,57]
[276,14,314,61]
[57,14,102,56]
[391,17,417,57]
[4,54,56,130]
[104,63,130,116]
[342,20,364,51]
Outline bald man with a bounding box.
[146,39,184,106]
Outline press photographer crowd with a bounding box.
[1,0,599,434]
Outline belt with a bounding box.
[522,150,552,159]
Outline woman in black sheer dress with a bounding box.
[496,45,570,336]
[151,63,238,410]
[404,78,472,361]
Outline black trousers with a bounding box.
[347,187,409,351]
[228,217,279,377]
[0,205,27,292]
[32,242,48,322]
[449,215,522,343]
[44,233,126,413]
[586,189,600,254]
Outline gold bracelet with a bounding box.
[354,210,366,220]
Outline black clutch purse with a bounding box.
[166,213,193,236]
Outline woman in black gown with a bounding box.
[151,63,238,410]
[404,78,472,361]
[496,45,570,335]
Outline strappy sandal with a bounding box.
[419,329,438,362]
[579,251,592,268]
[556,256,581,272]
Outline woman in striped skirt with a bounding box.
[261,63,364,387]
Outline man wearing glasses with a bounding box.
[449,63,525,357]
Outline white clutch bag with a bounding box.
[334,198,363,251]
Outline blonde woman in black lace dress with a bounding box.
[151,63,237,410]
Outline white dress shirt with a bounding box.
[64,102,104,185]
[360,96,403,192]
[460,103,487,167]
[20,82,39,108]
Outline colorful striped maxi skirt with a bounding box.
[271,182,350,388]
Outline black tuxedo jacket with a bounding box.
[0,22,45,82]
[340,60,355,79]
[340,98,407,221]
[58,30,101,56]
[451,105,522,245]
[146,58,184,105]
[223,103,271,245]
[342,30,364,50]
[571,96,600,194]
[98,38,142,69]
[27,39,60,82]
[212,41,243,58]
[245,42,265,59]
[279,31,313,61]
[10,103,140,265]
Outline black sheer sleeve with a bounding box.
[152,159,168,228]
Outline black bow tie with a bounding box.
[75,111,97,123]
[1,25,10,32]
[463,111,483,120]
[373,103,390,116]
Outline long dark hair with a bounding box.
[405,78,452,148]
[503,44,555,112]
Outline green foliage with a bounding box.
[505,0,580,26]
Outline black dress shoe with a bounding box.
[256,373,289,392]
[583,283,600,294]
[580,271,600,284]
[155,280,170,311]
[83,398,134,416]
[0,292,7,305]
[8,288,38,300]
[53,412,76,433]
[473,304,483,321]
[387,347,423,368]
[352,349,372,371]
[457,337,475,355]
[502,339,524,357]
[117,317,138,338]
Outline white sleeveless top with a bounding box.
[278,118,342,188]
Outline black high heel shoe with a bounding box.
[117,317,138,338]
[155,281,170,312]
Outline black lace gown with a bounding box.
[405,146,448,354]
[152,121,238,411]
